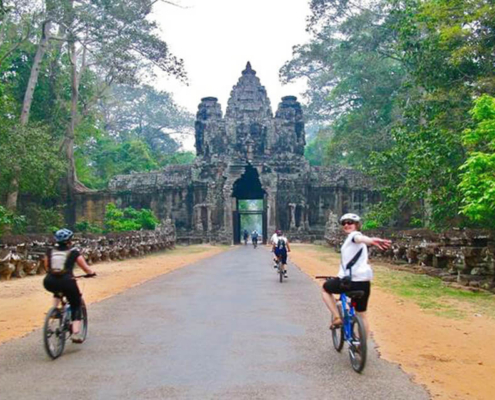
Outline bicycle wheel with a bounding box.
[331,307,344,352]
[43,307,66,359]
[349,314,367,373]
[80,300,88,342]
[278,263,283,283]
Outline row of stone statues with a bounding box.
[0,222,176,281]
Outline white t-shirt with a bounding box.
[338,231,373,281]
[270,233,278,245]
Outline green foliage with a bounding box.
[0,205,26,236]
[459,95,495,226]
[23,205,64,234]
[361,219,379,231]
[158,151,196,167]
[74,220,103,234]
[0,124,66,199]
[283,0,495,228]
[0,0,192,227]
[305,129,332,166]
[104,203,159,232]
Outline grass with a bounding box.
[374,265,495,319]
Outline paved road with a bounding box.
[0,246,429,400]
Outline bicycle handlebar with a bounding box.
[315,275,334,279]
[74,273,97,279]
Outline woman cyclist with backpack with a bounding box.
[321,213,390,337]
[43,229,96,343]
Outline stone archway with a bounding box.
[231,165,267,244]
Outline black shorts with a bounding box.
[323,278,371,312]
[43,274,82,320]
[278,250,288,264]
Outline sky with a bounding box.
[152,0,311,150]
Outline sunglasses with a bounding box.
[341,220,356,226]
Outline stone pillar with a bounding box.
[207,206,212,233]
[304,204,310,230]
[288,203,296,230]
[222,182,235,244]
[267,190,277,232]
[194,205,203,232]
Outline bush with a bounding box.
[104,203,158,232]
[0,206,26,236]
[23,205,64,234]
[75,220,103,234]
[362,219,379,231]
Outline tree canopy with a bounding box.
[283,0,495,229]
[0,0,194,233]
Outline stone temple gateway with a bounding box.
[75,63,378,244]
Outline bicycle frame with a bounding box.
[339,293,355,342]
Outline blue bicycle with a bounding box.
[317,277,367,373]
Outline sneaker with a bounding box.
[71,333,84,344]
[284,272,288,278]
[273,265,278,269]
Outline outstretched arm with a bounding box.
[354,234,391,251]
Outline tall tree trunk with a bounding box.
[66,35,78,192]
[20,20,51,125]
[63,29,90,225]
[6,20,52,211]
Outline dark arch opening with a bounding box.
[232,165,267,244]
[232,165,265,199]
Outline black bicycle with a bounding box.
[276,257,284,283]
[43,274,94,359]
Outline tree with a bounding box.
[101,84,193,156]
[280,0,405,167]
[0,124,65,201]
[58,0,187,197]
[459,95,495,226]
[282,0,495,228]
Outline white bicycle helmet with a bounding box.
[339,213,361,223]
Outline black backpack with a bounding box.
[277,238,287,251]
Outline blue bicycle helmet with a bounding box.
[54,228,74,243]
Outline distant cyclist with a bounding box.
[243,229,249,245]
[270,229,280,268]
[321,213,390,336]
[251,230,259,248]
[275,231,291,278]
[43,229,96,343]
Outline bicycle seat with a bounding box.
[345,290,365,299]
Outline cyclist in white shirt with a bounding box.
[321,213,391,337]
[275,232,291,278]
[270,229,280,268]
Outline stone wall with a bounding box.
[0,221,176,281]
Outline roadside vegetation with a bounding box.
[0,0,194,235]
[284,0,495,230]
